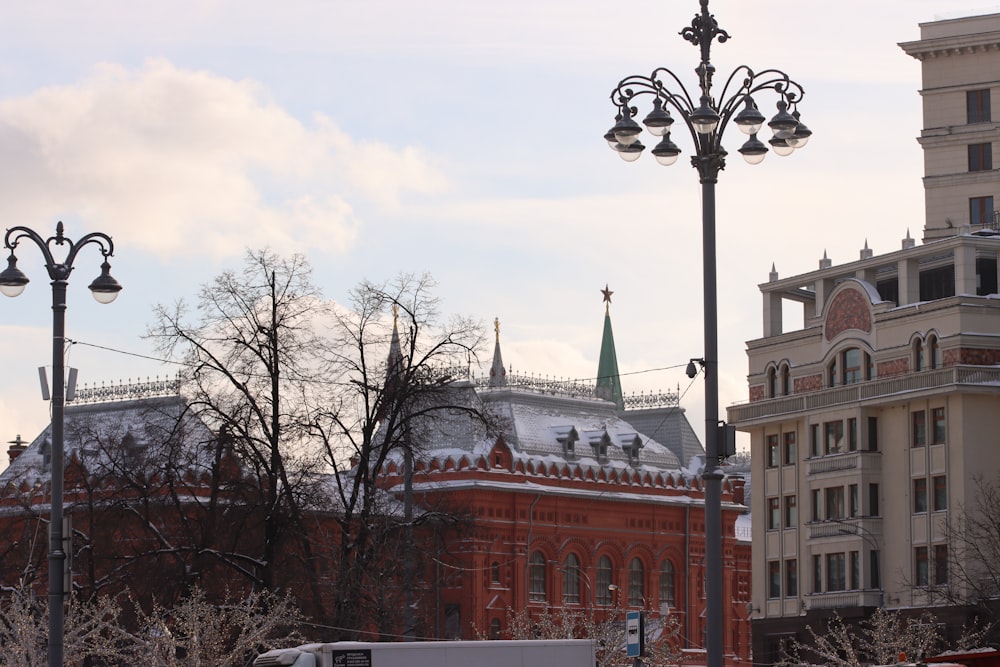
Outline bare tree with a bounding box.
[777,608,989,667]
[126,586,304,666]
[147,249,329,609]
[943,474,1000,613]
[497,602,682,667]
[0,583,131,666]
[305,273,493,638]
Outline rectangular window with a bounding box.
[914,477,928,514]
[850,551,860,590]
[849,484,859,518]
[813,555,822,594]
[934,544,948,585]
[969,142,993,172]
[784,495,797,528]
[810,424,820,457]
[877,277,899,304]
[919,265,956,301]
[971,196,995,227]
[848,418,858,451]
[913,410,927,447]
[871,549,881,589]
[968,89,992,124]
[768,561,781,598]
[869,483,880,516]
[824,421,844,455]
[826,553,846,592]
[811,489,821,522]
[768,497,780,530]
[933,475,947,511]
[932,407,946,444]
[786,559,798,597]
[915,546,929,586]
[766,434,780,468]
[868,416,879,451]
[978,256,998,295]
[783,432,797,465]
[825,486,844,520]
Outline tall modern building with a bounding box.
[729,11,1000,665]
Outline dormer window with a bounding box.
[620,433,643,466]
[554,426,580,460]
[585,429,611,463]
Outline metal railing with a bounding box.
[729,365,1000,423]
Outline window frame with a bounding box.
[529,551,547,602]
[783,432,797,465]
[627,558,645,607]
[914,477,928,514]
[915,546,929,587]
[659,560,675,607]
[932,407,946,444]
[767,497,781,530]
[785,558,797,597]
[933,475,947,512]
[562,553,581,604]
[968,89,992,124]
[596,556,612,606]
[968,142,993,172]
[912,410,927,447]
[784,494,797,528]
[971,195,996,227]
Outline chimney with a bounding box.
[730,476,747,506]
[7,434,27,464]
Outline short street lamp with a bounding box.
[1,222,122,667]
[604,3,809,667]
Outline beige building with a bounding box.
[901,12,1000,241]
[729,11,1000,665]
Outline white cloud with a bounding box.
[0,59,450,260]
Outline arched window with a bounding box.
[914,338,924,372]
[596,556,612,606]
[780,363,790,396]
[563,553,581,604]
[928,335,941,369]
[829,348,873,386]
[659,560,675,607]
[766,366,777,398]
[628,557,645,607]
[529,551,546,601]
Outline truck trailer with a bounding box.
[253,639,597,667]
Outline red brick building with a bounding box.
[0,297,751,664]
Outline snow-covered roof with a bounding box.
[0,394,216,488]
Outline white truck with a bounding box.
[253,639,597,667]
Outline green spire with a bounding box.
[596,285,623,410]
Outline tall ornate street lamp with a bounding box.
[0,222,122,667]
[604,3,809,666]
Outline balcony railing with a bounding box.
[729,365,1000,423]
[807,517,882,541]
[807,450,881,476]
[805,590,882,610]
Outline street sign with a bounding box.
[625,610,644,658]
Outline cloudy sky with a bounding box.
[0,0,978,459]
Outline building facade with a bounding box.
[731,11,1000,665]
[1,294,752,664]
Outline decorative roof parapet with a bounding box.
[72,375,182,405]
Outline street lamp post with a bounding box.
[0,222,122,667]
[604,3,809,667]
